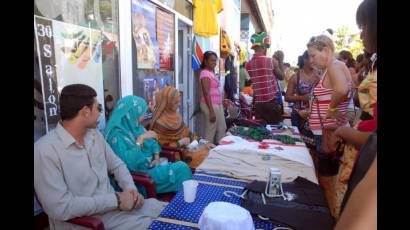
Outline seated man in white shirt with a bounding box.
[34,84,167,230]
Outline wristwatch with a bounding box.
[115,192,121,210]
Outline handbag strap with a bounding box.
[313,73,325,130]
[315,96,326,130]
[296,71,302,110]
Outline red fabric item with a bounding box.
[357,103,377,132]
[246,53,279,103]
[219,140,235,145]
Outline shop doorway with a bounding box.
[177,19,193,129]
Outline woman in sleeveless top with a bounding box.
[306,35,353,176]
[285,50,319,129]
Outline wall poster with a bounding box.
[132,0,159,69]
[34,15,106,132]
[156,8,174,70]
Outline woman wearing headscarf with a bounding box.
[104,95,192,193]
[149,86,215,169]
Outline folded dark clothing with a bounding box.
[244,177,327,207]
[241,177,335,230]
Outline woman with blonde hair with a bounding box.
[306,35,353,176]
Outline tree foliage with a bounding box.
[334,25,364,59]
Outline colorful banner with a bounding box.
[192,36,203,71]
[156,8,174,70]
[35,15,106,132]
[132,0,159,69]
[34,16,60,131]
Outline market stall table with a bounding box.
[149,170,280,229]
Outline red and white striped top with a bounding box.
[309,71,352,135]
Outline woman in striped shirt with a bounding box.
[306,35,353,176]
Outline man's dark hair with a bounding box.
[60,84,97,120]
[357,0,377,52]
[284,63,291,68]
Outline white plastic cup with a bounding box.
[183,180,199,203]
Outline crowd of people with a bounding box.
[34,0,376,229]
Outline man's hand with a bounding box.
[134,193,144,210]
[126,189,138,204]
[118,191,136,211]
[125,189,144,210]
[205,142,216,149]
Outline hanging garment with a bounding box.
[193,0,224,37]
[224,54,237,101]
[220,28,232,53]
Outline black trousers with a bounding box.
[254,99,283,124]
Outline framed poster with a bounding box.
[34,15,106,132]
[156,8,174,70]
[143,73,172,104]
[132,0,159,69]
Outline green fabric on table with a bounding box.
[229,126,302,144]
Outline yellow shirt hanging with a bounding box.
[193,0,224,37]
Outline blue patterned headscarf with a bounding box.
[104,95,148,140]
[104,95,161,155]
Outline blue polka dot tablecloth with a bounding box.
[149,170,280,230]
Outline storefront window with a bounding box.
[34,0,120,132]
[157,0,193,20]
[131,0,175,110]
[175,0,193,20]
